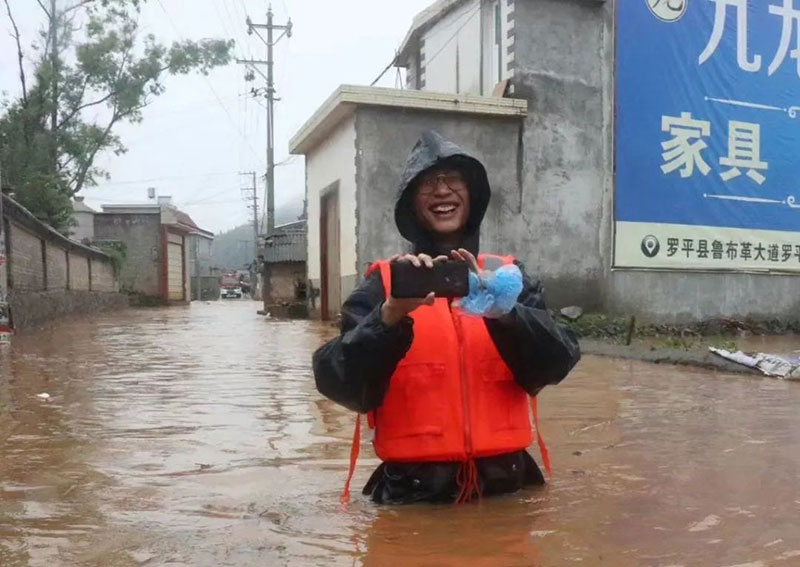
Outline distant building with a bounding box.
[94,200,211,304]
[71,196,96,242]
[187,228,216,300]
[261,219,307,317]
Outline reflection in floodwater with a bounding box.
[2,301,800,566]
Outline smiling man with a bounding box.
[313,130,580,504]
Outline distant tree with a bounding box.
[0,0,234,231]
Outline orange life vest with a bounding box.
[339,254,551,504]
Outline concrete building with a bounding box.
[262,219,308,317]
[291,0,800,323]
[187,228,215,300]
[397,0,516,96]
[70,196,96,243]
[290,86,525,320]
[94,201,209,304]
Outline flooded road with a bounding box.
[2,301,800,566]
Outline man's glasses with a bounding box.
[417,172,467,195]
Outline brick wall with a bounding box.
[8,222,45,292]
[91,259,117,292]
[69,253,90,290]
[2,194,124,329]
[46,243,68,290]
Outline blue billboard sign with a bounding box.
[616,0,800,271]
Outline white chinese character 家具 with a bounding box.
[720,120,769,184]
[661,112,712,178]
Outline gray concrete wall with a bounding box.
[512,0,613,310]
[609,271,800,323]
[264,261,305,304]
[354,106,524,277]
[94,213,162,296]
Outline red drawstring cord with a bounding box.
[455,459,481,504]
[340,414,361,505]
[530,396,552,478]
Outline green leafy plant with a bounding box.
[0,0,233,231]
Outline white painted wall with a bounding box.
[414,0,515,96]
[305,114,357,291]
[421,0,481,94]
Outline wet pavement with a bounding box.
[2,301,800,566]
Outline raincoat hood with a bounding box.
[394,130,491,256]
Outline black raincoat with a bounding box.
[313,131,580,504]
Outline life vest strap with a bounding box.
[531,396,552,478]
[340,414,362,505]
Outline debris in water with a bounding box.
[560,306,583,320]
[36,393,50,400]
[688,514,720,532]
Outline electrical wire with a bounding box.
[421,5,481,69]
[91,171,242,187]
[154,0,262,164]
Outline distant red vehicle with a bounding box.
[220,272,243,299]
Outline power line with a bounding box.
[91,170,243,187]
[154,0,262,164]
[369,5,479,87]
[423,5,481,69]
[370,57,397,87]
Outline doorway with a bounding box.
[319,185,341,321]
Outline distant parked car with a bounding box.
[221,286,243,299]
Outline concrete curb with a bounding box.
[579,339,757,375]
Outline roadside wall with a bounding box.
[2,194,126,330]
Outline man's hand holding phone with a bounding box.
[381,253,447,326]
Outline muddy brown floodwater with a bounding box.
[2,301,800,567]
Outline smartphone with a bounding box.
[390,261,470,299]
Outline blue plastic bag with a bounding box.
[455,264,523,318]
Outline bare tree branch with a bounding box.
[35,0,50,18]
[63,0,94,15]
[58,89,115,129]
[3,0,28,104]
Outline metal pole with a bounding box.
[251,171,259,257]
[266,6,275,237]
[251,171,260,301]
[50,0,58,172]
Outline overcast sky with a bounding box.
[0,0,431,233]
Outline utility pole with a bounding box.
[237,6,292,309]
[240,171,259,261]
[50,0,59,171]
[237,5,292,238]
[240,171,259,299]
